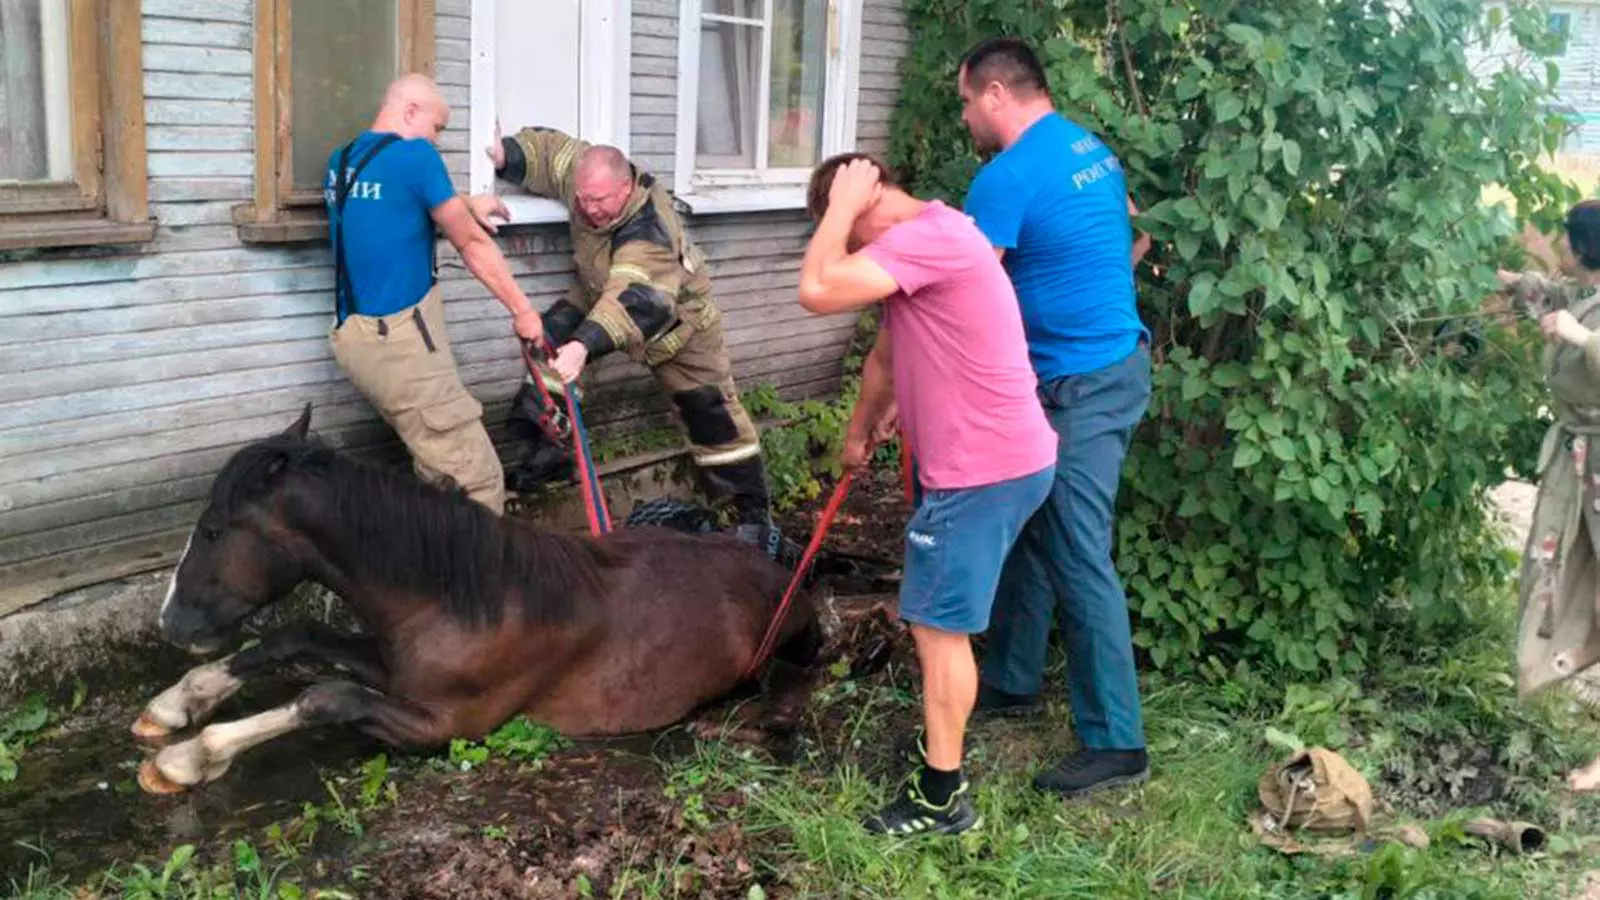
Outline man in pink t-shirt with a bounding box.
[798,154,1057,836]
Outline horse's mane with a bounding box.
[209,431,612,629]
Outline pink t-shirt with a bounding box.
[861,200,1057,490]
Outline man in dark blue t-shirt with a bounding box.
[324,74,544,515]
[956,37,1153,799]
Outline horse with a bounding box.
[131,404,826,794]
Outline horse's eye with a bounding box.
[201,526,222,542]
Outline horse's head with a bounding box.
[160,404,316,654]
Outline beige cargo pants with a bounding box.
[329,287,507,514]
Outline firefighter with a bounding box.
[468,124,773,533]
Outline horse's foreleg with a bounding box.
[132,624,385,742]
[137,679,446,795]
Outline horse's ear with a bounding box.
[285,403,312,441]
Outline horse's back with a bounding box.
[520,524,803,735]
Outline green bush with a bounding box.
[889,0,1577,675]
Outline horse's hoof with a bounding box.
[137,759,190,795]
[131,712,174,744]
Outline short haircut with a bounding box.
[577,145,631,183]
[805,151,900,221]
[960,37,1048,97]
[1569,199,1600,270]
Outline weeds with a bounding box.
[1,682,83,783]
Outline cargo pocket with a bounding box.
[415,392,487,483]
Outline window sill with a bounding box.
[0,217,156,252]
[495,195,571,226]
[233,204,330,245]
[673,186,807,216]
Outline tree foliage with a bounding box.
[888,0,1579,675]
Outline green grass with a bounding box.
[651,595,1600,900]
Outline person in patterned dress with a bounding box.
[1498,199,1600,792]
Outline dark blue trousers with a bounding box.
[979,342,1151,750]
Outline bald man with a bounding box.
[467,123,773,535]
[324,74,542,515]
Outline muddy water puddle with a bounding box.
[0,673,730,892]
[0,681,384,883]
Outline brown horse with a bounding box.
[131,404,824,794]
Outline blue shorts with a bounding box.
[899,465,1055,634]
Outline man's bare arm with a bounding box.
[1129,196,1151,266]
[431,196,542,337]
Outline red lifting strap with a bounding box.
[741,472,855,681]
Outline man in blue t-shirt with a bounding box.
[956,37,1153,798]
[324,74,544,515]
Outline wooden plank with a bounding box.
[632,74,676,98]
[860,71,900,92]
[435,60,469,87]
[146,126,254,152]
[435,14,469,40]
[0,529,190,620]
[142,0,252,24]
[632,14,677,38]
[0,500,204,569]
[0,267,336,317]
[143,72,253,102]
[5,474,215,541]
[860,53,903,75]
[142,45,253,76]
[630,95,677,116]
[1,397,425,519]
[106,0,151,228]
[632,1,678,20]
[0,339,340,407]
[149,200,240,226]
[0,331,541,432]
[633,56,677,78]
[149,178,253,202]
[141,17,252,50]
[0,244,328,291]
[862,21,910,42]
[631,113,677,135]
[0,313,333,376]
[146,99,252,127]
[148,151,254,178]
[633,34,678,59]
[436,36,468,63]
[148,225,244,253]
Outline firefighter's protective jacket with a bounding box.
[496,126,716,367]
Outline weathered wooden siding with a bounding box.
[1472,1,1600,151]
[857,0,908,158]
[0,0,909,612]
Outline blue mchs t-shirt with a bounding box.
[324,130,457,318]
[963,113,1147,380]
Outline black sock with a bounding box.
[918,764,963,806]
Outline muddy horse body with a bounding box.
[133,406,821,793]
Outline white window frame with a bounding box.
[673,0,863,214]
[468,0,632,225]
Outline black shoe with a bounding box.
[972,683,1044,719]
[1033,749,1150,798]
[862,770,981,836]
